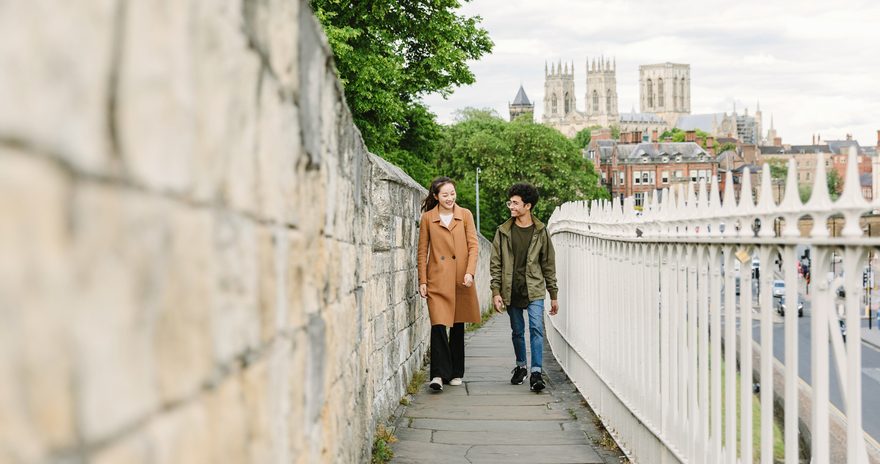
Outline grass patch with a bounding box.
[567,408,578,420]
[399,397,410,406]
[406,368,427,396]
[718,357,785,462]
[466,306,496,333]
[371,424,397,464]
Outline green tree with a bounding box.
[787,170,841,202]
[437,109,608,236]
[660,127,711,144]
[767,158,788,181]
[610,125,621,140]
[311,0,493,183]
[573,125,602,148]
[716,142,738,154]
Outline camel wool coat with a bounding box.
[417,204,481,327]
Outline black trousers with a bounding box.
[430,323,465,381]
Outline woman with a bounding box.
[417,177,481,391]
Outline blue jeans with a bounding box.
[507,300,544,373]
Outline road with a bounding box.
[734,276,880,443]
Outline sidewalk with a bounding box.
[390,315,624,464]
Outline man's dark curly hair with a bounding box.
[507,183,538,210]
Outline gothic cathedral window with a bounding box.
[552,94,558,114]
[658,78,664,107]
[564,91,571,114]
[646,79,653,108]
[680,80,685,108]
[606,89,611,114]
[673,78,678,111]
[592,90,599,112]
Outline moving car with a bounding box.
[772,280,785,297]
[774,295,803,317]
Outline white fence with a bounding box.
[547,147,879,463]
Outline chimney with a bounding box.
[707,136,716,148]
[685,130,696,143]
[652,130,659,143]
[634,130,642,143]
[774,136,782,146]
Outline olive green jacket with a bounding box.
[490,215,558,305]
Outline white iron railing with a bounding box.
[547,147,878,464]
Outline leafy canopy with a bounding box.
[311,0,493,186]
[437,109,609,236]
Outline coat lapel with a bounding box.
[446,205,463,231]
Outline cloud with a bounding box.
[424,0,880,146]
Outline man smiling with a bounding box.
[490,183,559,392]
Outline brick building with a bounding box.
[589,131,718,206]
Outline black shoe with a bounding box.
[530,372,545,392]
[429,377,443,392]
[510,366,528,385]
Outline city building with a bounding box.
[638,62,691,125]
[540,59,775,146]
[590,131,718,206]
[541,58,668,138]
[508,85,534,122]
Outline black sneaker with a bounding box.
[530,372,545,392]
[510,366,528,385]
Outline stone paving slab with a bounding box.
[390,315,624,463]
[408,418,565,432]
[404,404,571,420]
[432,430,590,446]
[414,394,552,406]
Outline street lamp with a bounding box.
[475,167,481,232]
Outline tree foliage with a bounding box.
[573,125,602,149]
[436,109,608,236]
[716,142,738,154]
[311,0,493,185]
[660,127,711,144]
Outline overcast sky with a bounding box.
[423,0,880,146]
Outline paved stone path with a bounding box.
[390,314,625,463]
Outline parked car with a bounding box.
[775,295,803,317]
[772,280,785,297]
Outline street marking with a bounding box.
[866,368,880,385]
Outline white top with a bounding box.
[440,213,453,227]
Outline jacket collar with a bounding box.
[498,214,544,236]
[430,204,463,230]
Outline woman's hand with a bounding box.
[419,284,427,298]
[463,273,474,287]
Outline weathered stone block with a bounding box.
[69,185,175,442]
[0,151,77,460]
[243,0,300,93]
[209,212,260,364]
[0,1,114,174]
[255,74,301,224]
[154,207,214,403]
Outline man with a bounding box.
[490,183,559,392]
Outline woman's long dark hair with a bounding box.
[422,177,456,212]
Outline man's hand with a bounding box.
[463,273,474,287]
[549,299,559,316]
[419,284,427,298]
[493,295,504,313]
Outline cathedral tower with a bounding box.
[542,61,576,123]
[585,56,619,127]
[639,62,690,125]
[508,85,534,122]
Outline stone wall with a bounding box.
[0,1,491,463]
